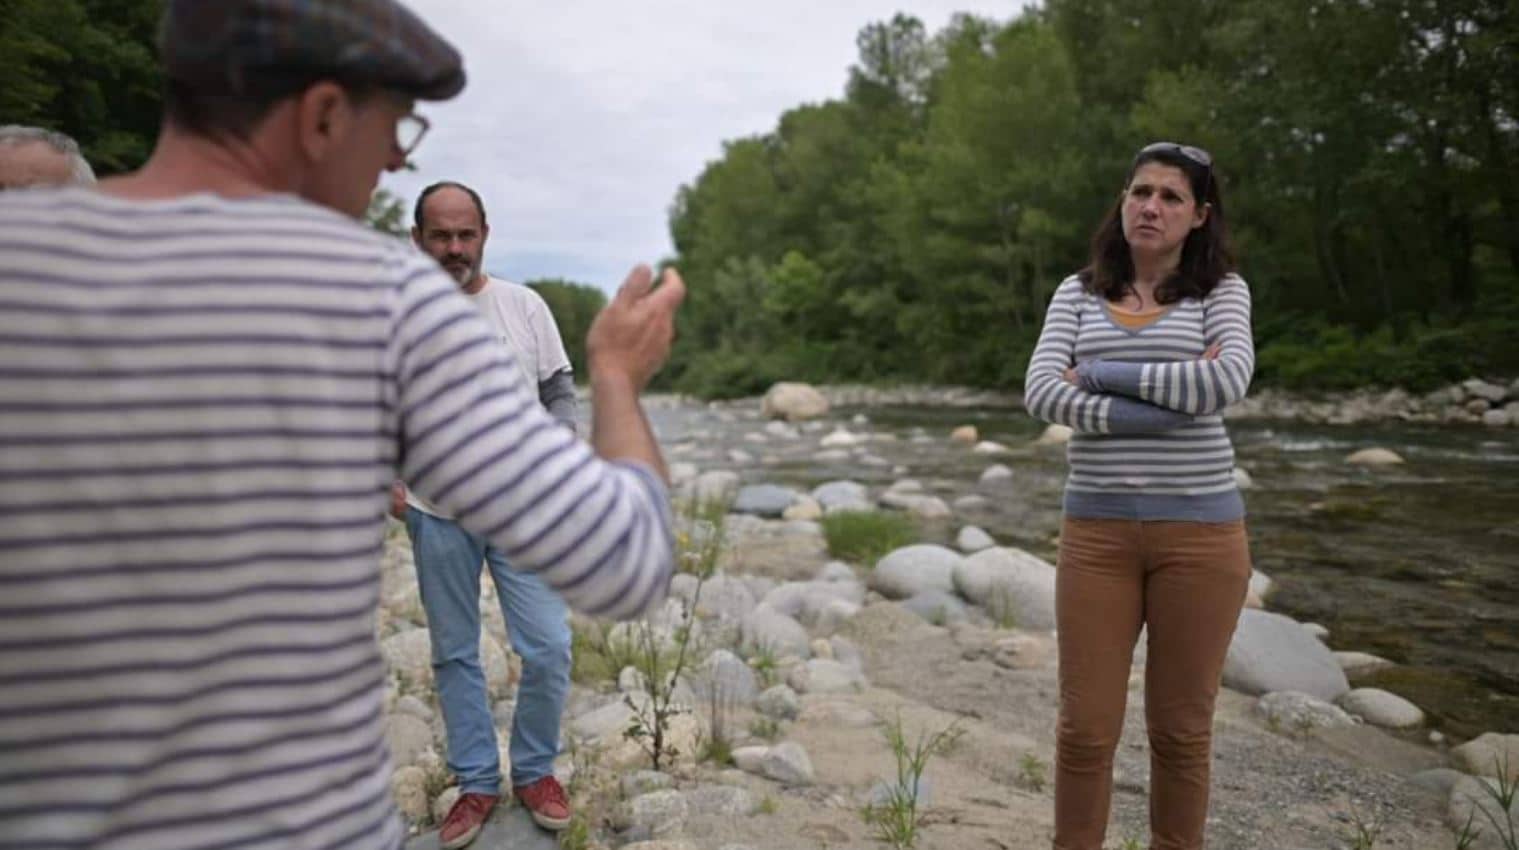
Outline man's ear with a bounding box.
[410,226,424,249]
[294,81,353,165]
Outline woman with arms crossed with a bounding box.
[1024,142,1255,850]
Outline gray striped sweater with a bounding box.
[0,189,674,850]
[1023,273,1255,521]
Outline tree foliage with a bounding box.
[526,279,607,381]
[666,2,1519,398]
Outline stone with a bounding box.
[694,649,760,705]
[786,658,867,694]
[818,561,857,583]
[979,464,1014,487]
[1224,609,1350,701]
[735,741,815,785]
[950,425,979,444]
[829,635,864,670]
[727,449,756,466]
[764,420,800,440]
[869,544,962,600]
[1256,691,1357,731]
[390,766,430,823]
[1232,467,1255,490]
[1334,651,1395,678]
[1339,688,1425,729]
[953,546,1057,631]
[887,478,924,494]
[812,449,851,463]
[956,525,996,553]
[1463,378,1509,403]
[431,787,460,828]
[900,590,970,625]
[394,695,434,723]
[622,789,689,838]
[755,684,801,720]
[762,382,829,421]
[953,494,991,511]
[381,628,434,692]
[1449,775,1519,843]
[879,492,952,519]
[1033,424,1074,446]
[1483,409,1512,428]
[819,427,863,448]
[685,785,757,817]
[691,575,757,623]
[1345,447,1405,466]
[1409,767,1465,796]
[740,606,812,659]
[733,484,798,518]
[1302,622,1330,641]
[1452,733,1519,781]
[760,580,865,625]
[385,714,434,769]
[571,694,639,741]
[782,496,823,521]
[972,440,1010,455]
[810,480,872,514]
[1248,569,1274,604]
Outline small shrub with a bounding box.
[822,511,916,566]
[1018,752,1046,793]
[859,713,963,849]
[749,716,782,741]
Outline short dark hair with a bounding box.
[413,181,488,231]
[1079,145,1236,304]
[163,75,377,142]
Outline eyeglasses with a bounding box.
[396,113,430,159]
[1135,141,1213,200]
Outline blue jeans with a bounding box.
[405,508,571,794]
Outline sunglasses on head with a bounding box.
[1135,141,1214,200]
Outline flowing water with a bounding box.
[651,399,1519,742]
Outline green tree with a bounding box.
[526,279,607,381]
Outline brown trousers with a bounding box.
[1053,517,1251,850]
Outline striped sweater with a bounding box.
[1023,273,1255,521]
[0,189,674,850]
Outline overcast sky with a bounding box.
[383,2,1018,291]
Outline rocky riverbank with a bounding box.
[375,386,1518,850]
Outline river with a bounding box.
[651,398,1519,742]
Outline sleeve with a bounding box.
[385,261,671,620]
[538,369,578,430]
[1073,275,1255,415]
[531,292,573,383]
[1023,277,1197,434]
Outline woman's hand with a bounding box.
[1204,343,1222,360]
[1063,366,1080,386]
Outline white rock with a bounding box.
[1345,447,1405,466]
[812,449,851,463]
[1339,688,1425,729]
[783,496,824,521]
[972,440,1010,455]
[1256,691,1357,731]
[786,658,867,694]
[571,694,640,741]
[1463,378,1509,403]
[727,449,756,466]
[740,606,812,659]
[1333,651,1395,678]
[1483,409,1512,428]
[900,590,970,625]
[1452,733,1519,781]
[685,785,757,817]
[764,420,800,440]
[621,770,676,798]
[817,561,857,583]
[887,478,924,494]
[1302,622,1330,642]
[952,546,1057,631]
[762,383,829,421]
[1232,467,1255,489]
[869,545,962,600]
[754,685,801,720]
[810,480,871,514]
[979,464,1014,487]
[688,470,741,506]
[1224,610,1350,701]
[1449,775,1519,841]
[820,427,863,448]
[736,741,815,785]
[623,789,689,838]
[694,649,760,704]
[956,526,995,553]
[1033,424,1074,446]
[390,766,430,822]
[953,494,991,511]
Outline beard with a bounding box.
[442,255,478,287]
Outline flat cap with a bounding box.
[161,0,465,101]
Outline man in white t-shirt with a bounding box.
[391,182,577,847]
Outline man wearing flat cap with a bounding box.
[0,3,685,850]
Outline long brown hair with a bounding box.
[1079,145,1236,304]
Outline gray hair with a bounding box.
[0,125,97,185]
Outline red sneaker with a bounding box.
[513,776,572,831]
[438,792,498,850]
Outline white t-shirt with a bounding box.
[408,274,572,518]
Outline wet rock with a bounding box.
[1345,447,1405,466]
[1334,651,1395,678]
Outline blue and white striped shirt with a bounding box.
[1023,273,1255,521]
[0,189,673,849]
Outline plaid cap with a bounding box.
[161,0,465,101]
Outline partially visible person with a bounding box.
[0,2,682,849]
[1023,142,1256,850]
[0,125,96,190]
[389,181,579,848]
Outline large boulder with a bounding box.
[869,544,962,600]
[956,526,996,553]
[761,382,829,422]
[1452,733,1519,781]
[1449,775,1519,847]
[1345,447,1405,466]
[952,547,1057,631]
[1255,691,1357,731]
[1224,609,1350,701]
